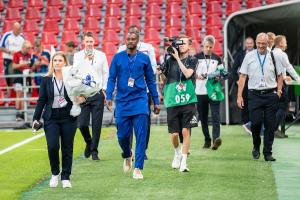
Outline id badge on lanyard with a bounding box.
[257,50,267,88]
[54,78,67,107]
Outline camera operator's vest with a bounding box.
[164,79,197,108]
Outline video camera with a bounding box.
[207,65,229,80]
[164,36,184,54]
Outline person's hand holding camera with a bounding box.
[171,47,180,60]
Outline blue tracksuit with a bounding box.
[106,50,159,169]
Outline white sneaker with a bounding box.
[62,180,72,188]
[49,174,60,188]
[133,168,143,179]
[171,154,182,169]
[123,157,132,173]
[179,161,190,172]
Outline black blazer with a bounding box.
[33,76,73,121]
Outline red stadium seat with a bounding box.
[25,8,42,22]
[67,0,84,8]
[0,90,5,106]
[206,1,222,15]
[103,30,120,45]
[206,14,222,28]
[166,16,182,30]
[214,41,223,56]
[186,28,202,42]
[45,7,62,21]
[128,0,143,7]
[48,0,64,9]
[23,32,36,45]
[187,15,202,29]
[266,0,281,4]
[5,8,21,21]
[125,16,141,29]
[107,0,123,6]
[64,18,80,33]
[43,20,60,34]
[65,6,82,20]
[106,4,122,19]
[146,4,162,18]
[147,0,163,5]
[145,16,161,30]
[168,0,183,5]
[87,0,103,7]
[187,2,202,16]
[86,5,102,19]
[28,0,44,9]
[0,0,4,12]
[206,26,223,41]
[42,33,58,46]
[2,21,16,33]
[126,4,143,19]
[226,1,242,16]
[144,29,161,43]
[104,17,122,32]
[84,17,101,33]
[102,42,118,55]
[8,89,16,106]
[165,28,181,38]
[8,0,24,9]
[166,3,182,16]
[23,20,40,35]
[61,31,79,45]
[246,1,262,9]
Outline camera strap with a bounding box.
[203,52,212,73]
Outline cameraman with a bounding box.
[195,35,223,150]
[161,35,198,172]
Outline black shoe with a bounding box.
[252,148,260,160]
[202,140,211,149]
[275,130,286,138]
[91,152,100,161]
[212,138,222,150]
[264,155,276,162]
[84,144,91,158]
[144,154,148,160]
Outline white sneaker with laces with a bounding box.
[179,161,190,172]
[133,168,143,179]
[49,174,60,188]
[171,154,182,169]
[123,157,132,173]
[62,180,72,188]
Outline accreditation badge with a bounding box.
[259,78,267,88]
[128,77,135,87]
[58,96,67,107]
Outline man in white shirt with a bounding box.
[0,22,24,85]
[117,25,157,160]
[73,31,109,161]
[272,35,300,138]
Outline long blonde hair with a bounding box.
[46,51,69,77]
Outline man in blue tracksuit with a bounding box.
[106,31,160,179]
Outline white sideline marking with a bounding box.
[0,133,45,155]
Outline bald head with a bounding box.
[13,22,22,36]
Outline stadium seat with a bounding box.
[8,89,16,106]
[125,16,141,29]
[48,0,64,9]
[23,20,40,35]
[102,42,118,55]
[8,0,24,9]
[206,14,222,28]
[103,30,120,45]
[186,28,202,42]
[43,20,60,34]
[105,17,122,32]
[214,41,223,56]
[2,21,15,33]
[226,1,242,16]
[65,6,82,20]
[61,31,79,45]
[146,3,162,18]
[187,2,202,16]
[64,18,80,33]
[187,15,202,29]
[166,3,182,16]
[0,90,5,106]
[87,0,103,7]
[144,29,161,43]
[127,4,143,19]
[42,33,58,46]
[30,82,39,105]
[45,7,62,21]
[27,0,44,9]
[25,8,42,22]
[206,1,223,15]
[0,0,4,12]
[128,0,144,7]
[147,0,163,6]
[86,5,102,19]
[106,4,122,19]
[67,0,84,8]
[107,0,123,7]
[206,26,223,41]
[266,0,281,4]
[165,28,181,38]
[145,16,161,30]
[84,17,101,33]
[166,16,182,30]
[246,1,262,9]
[5,8,21,21]
[168,0,183,5]
[23,32,36,45]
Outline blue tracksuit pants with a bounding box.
[116,114,148,169]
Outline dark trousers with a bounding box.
[44,108,77,180]
[276,85,289,131]
[197,95,220,142]
[248,90,279,156]
[79,92,104,154]
[241,82,250,124]
[4,59,13,85]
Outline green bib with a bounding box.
[206,79,224,101]
[164,80,197,108]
